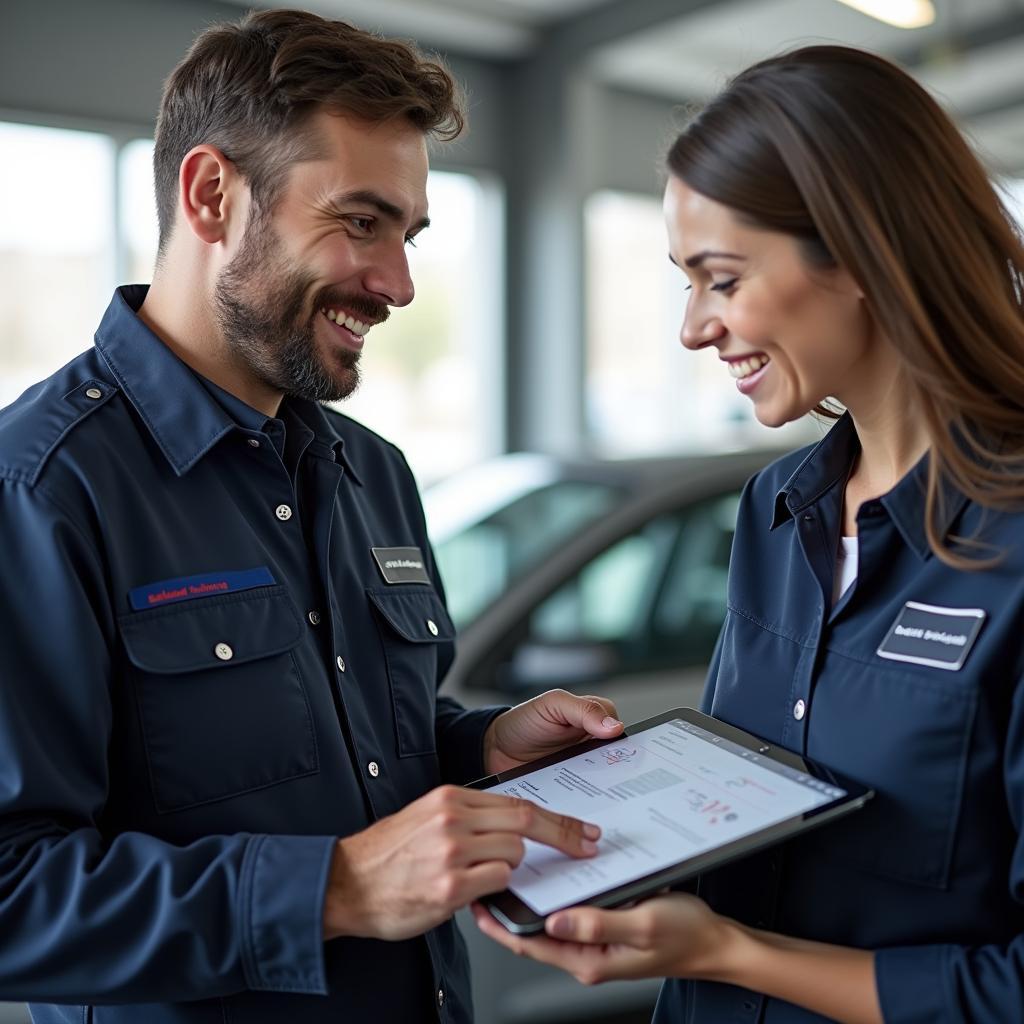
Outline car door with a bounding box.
[456,489,743,726]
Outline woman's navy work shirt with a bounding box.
[654,415,1024,1024]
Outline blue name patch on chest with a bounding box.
[129,567,276,611]
[876,600,986,671]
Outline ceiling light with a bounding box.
[834,0,936,29]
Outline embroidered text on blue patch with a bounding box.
[128,567,276,611]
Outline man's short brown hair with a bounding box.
[153,9,464,253]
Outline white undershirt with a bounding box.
[833,536,859,606]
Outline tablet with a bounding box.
[469,708,873,934]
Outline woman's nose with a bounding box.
[680,297,725,350]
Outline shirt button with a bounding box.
[336,655,346,673]
[214,643,234,661]
[793,699,806,721]
[308,610,321,626]
[247,438,260,448]
[275,504,293,521]
[85,387,103,400]
[437,988,445,1008]
[426,619,439,636]
[368,761,380,778]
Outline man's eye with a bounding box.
[347,216,374,233]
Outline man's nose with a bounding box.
[362,245,415,308]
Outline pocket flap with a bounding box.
[367,588,455,643]
[119,588,303,674]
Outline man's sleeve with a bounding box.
[0,478,335,1004]
[873,672,1024,1023]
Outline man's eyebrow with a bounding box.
[327,189,430,232]
[683,249,746,268]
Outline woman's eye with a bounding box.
[404,234,418,249]
[710,278,738,293]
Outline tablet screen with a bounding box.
[482,717,846,916]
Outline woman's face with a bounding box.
[663,175,876,428]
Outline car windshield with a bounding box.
[432,479,620,627]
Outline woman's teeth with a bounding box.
[322,309,371,337]
[728,354,770,379]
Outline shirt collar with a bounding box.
[94,285,363,483]
[770,412,968,561]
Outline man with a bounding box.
[0,10,622,1022]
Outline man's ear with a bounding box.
[177,145,243,245]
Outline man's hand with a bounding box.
[322,784,601,942]
[483,689,624,774]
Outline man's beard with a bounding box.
[214,213,388,404]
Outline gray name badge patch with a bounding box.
[371,546,431,585]
[876,601,986,671]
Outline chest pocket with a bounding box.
[119,587,318,813]
[368,588,454,757]
[798,650,977,890]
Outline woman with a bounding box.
[473,45,1024,1023]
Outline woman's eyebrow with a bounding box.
[683,249,747,268]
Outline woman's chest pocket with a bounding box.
[118,587,318,813]
[801,649,977,889]
[368,588,454,757]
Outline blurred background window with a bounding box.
[0,122,115,408]
[119,138,159,285]
[340,170,505,483]
[584,188,820,456]
[0,123,503,484]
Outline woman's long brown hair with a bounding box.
[666,45,1024,568]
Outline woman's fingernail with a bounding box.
[582,838,599,854]
[602,716,622,729]
[583,823,601,839]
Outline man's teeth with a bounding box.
[322,309,371,337]
[728,355,770,379]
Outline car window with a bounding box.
[433,480,619,628]
[501,491,740,689]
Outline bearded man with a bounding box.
[0,10,622,1022]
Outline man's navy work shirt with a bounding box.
[654,415,1024,1024]
[0,287,502,1023]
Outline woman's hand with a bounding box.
[471,892,736,985]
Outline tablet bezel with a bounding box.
[468,707,873,934]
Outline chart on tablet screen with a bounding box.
[485,719,838,915]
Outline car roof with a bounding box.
[424,447,789,542]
